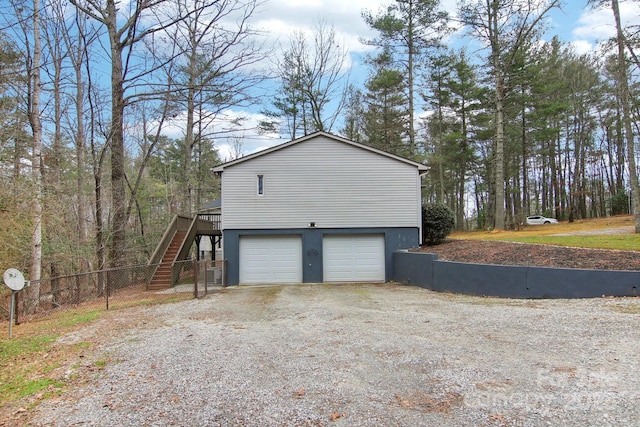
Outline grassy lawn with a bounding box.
[450,215,639,251]
[0,292,191,421]
[0,308,101,412]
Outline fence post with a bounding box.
[14,291,19,325]
[105,271,110,310]
[193,261,198,299]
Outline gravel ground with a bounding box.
[30,283,640,426]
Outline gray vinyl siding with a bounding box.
[221,135,422,230]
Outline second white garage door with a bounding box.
[239,235,302,284]
[323,234,385,282]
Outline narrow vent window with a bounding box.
[257,174,264,195]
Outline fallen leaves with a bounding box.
[329,411,346,421]
[489,413,510,426]
[395,391,463,413]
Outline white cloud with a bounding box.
[572,2,640,43]
[157,108,285,161]
[569,39,594,56]
[211,111,285,162]
[572,8,614,41]
[253,0,380,54]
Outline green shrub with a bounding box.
[609,190,629,216]
[422,203,454,245]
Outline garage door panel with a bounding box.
[323,234,385,282]
[240,236,302,284]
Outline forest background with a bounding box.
[0,0,639,306]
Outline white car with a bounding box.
[526,215,558,225]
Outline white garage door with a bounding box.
[323,234,385,282]
[239,235,302,284]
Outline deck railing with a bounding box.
[196,213,221,231]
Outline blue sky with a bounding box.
[165,0,640,160]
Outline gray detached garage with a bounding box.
[213,132,428,286]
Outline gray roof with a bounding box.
[199,198,221,212]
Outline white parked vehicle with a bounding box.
[526,215,558,225]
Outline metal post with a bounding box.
[204,261,208,297]
[194,260,198,299]
[9,291,16,338]
[105,272,110,310]
[14,291,19,326]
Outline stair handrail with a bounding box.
[170,215,204,286]
[149,214,219,288]
[147,215,187,287]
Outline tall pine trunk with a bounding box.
[611,0,640,231]
[493,74,506,230]
[107,0,127,270]
[29,0,43,312]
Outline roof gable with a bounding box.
[212,131,428,172]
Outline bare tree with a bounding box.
[69,0,213,267]
[268,21,350,138]
[608,0,640,232]
[30,0,43,308]
[164,0,267,213]
[8,0,45,309]
[41,0,71,305]
[229,135,245,161]
[64,7,99,273]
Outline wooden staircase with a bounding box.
[147,214,221,291]
[148,231,187,290]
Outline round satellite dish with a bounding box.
[3,268,25,291]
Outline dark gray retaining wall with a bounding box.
[393,250,640,299]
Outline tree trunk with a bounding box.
[95,168,105,295]
[107,0,127,269]
[28,0,43,312]
[184,44,197,215]
[407,0,416,155]
[457,104,468,230]
[49,31,63,306]
[494,78,506,230]
[611,0,640,231]
[521,96,529,215]
[74,26,89,273]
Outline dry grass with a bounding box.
[0,291,192,425]
[449,215,640,251]
[452,215,635,240]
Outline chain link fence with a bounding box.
[1,259,226,325]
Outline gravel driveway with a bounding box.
[31,283,640,426]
